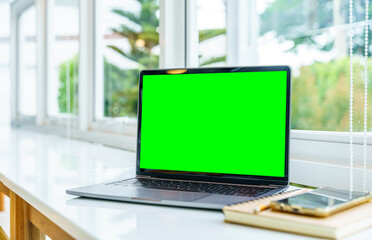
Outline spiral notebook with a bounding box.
[223,188,372,239]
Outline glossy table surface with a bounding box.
[0,126,371,239]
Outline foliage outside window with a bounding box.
[198,0,226,67]
[103,0,160,117]
[58,55,79,114]
[198,0,372,132]
[260,0,372,131]
[58,0,372,132]
[51,0,79,116]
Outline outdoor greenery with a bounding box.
[291,58,372,131]
[59,54,372,132]
[103,0,159,117]
[58,54,79,114]
[260,0,372,131]
[108,0,159,70]
[58,0,226,117]
[199,29,226,66]
[58,56,138,117]
[103,59,139,117]
[57,0,371,132]
[260,0,372,54]
[102,0,225,116]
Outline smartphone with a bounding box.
[270,188,372,217]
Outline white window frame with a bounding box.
[91,0,187,136]
[10,0,372,190]
[91,0,139,136]
[183,0,372,190]
[0,1,11,125]
[44,0,80,128]
[11,0,37,124]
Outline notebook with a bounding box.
[223,188,372,239]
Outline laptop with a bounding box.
[67,66,291,210]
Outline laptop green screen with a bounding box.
[139,71,287,177]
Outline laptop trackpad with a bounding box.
[195,194,254,205]
[129,187,210,202]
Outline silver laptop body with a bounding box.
[67,66,291,210]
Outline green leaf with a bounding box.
[199,29,226,43]
[199,56,226,67]
[112,9,141,26]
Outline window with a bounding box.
[194,0,372,132]
[47,0,79,117]
[9,0,372,173]
[95,0,160,122]
[18,5,37,117]
[0,2,10,124]
[197,0,226,67]
[256,0,366,132]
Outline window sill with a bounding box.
[291,130,372,168]
[290,158,372,191]
[12,121,137,151]
[12,120,371,171]
[291,129,372,145]
[91,117,137,136]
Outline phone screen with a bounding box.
[276,188,369,209]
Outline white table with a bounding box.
[0,126,371,239]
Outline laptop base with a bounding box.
[67,177,286,210]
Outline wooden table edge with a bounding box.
[0,181,75,240]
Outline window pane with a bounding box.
[197,0,226,67]
[0,2,10,124]
[0,2,10,37]
[95,0,160,119]
[48,0,79,116]
[196,0,372,132]
[18,6,37,116]
[257,0,372,132]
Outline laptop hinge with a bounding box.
[137,175,283,188]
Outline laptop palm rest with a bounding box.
[67,184,210,202]
[128,187,210,202]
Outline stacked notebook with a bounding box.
[223,188,372,239]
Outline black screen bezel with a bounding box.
[136,66,291,186]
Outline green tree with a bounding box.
[108,0,160,69]
[261,0,372,132]
[104,0,226,116]
[58,0,228,117]
[58,55,136,117]
[102,0,159,117]
[199,29,226,66]
[103,59,139,117]
[109,0,226,68]
[291,58,372,131]
[58,55,79,114]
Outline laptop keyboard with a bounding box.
[108,178,274,197]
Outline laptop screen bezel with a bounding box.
[136,66,291,186]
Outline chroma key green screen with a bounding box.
[139,71,287,177]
